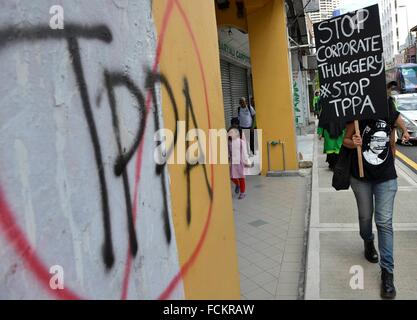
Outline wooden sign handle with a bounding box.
[354,120,364,178]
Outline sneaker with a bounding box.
[238,193,246,200]
[381,268,396,299]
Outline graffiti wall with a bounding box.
[0,0,240,300]
[0,0,184,299]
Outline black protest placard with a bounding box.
[314,4,388,125]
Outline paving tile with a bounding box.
[283,243,303,253]
[271,240,287,250]
[274,295,298,300]
[261,246,284,258]
[265,265,281,277]
[249,241,272,251]
[238,236,262,246]
[261,280,278,295]
[283,252,303,263]
[254,257,280,271]
[251,271,278,286]
[280,262,302,272]
[240,278,259,294]
[268,251,284,264]
[248,219,269,227]
[240,264,264,278]
[278,271,301,284]
[245,251,267,264]
[285,238,304,246]
[238,246,257,257]
[253,231,276,241]
[245,287,274,300]
[276,282,299,296]
[263,236,286,246]
[237,257,252,269]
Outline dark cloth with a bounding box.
[318,109,345,139]
[326,153,339,170]
[351,107,400,183]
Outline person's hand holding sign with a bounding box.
[352,133,363,147]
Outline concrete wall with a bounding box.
[0,0,240,299]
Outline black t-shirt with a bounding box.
[351,108,400,183]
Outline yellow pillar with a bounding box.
[247,0,298,174]
[153,0,240,299]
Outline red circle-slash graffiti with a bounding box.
[0,0,215,300]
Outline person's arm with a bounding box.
[343,122,362,149]
[395,115,410,142]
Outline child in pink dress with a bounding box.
[228,127,251,199]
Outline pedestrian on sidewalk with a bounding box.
[228,127,251,200]
[237,97,256,155]
[317,92,345,170]
[343,83,410,299]
[313,90,322,118]
[317,125,345,171]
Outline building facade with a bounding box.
[378,0,410,68]
[308,0,340,25]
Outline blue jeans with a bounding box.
[350,177,398,273]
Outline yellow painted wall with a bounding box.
[152,0,240,299]
[247,0,298,173]
[215,0,248,32]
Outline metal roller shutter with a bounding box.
[220,59,233,128]
[229,63,249,120]
[220,59,250,128]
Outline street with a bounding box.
[397,144,417,173]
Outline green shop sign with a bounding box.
[219,41,251,67]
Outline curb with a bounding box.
[304,120,321,300]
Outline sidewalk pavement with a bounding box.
[305,133,417,300]
[233,134,314,300]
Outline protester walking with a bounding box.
[343,83,410,299]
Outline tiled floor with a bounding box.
[232,174,310,300]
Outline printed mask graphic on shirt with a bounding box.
[362,120,391,166]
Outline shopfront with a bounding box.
[218,28,252,128]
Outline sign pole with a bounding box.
[354,120,364,178]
